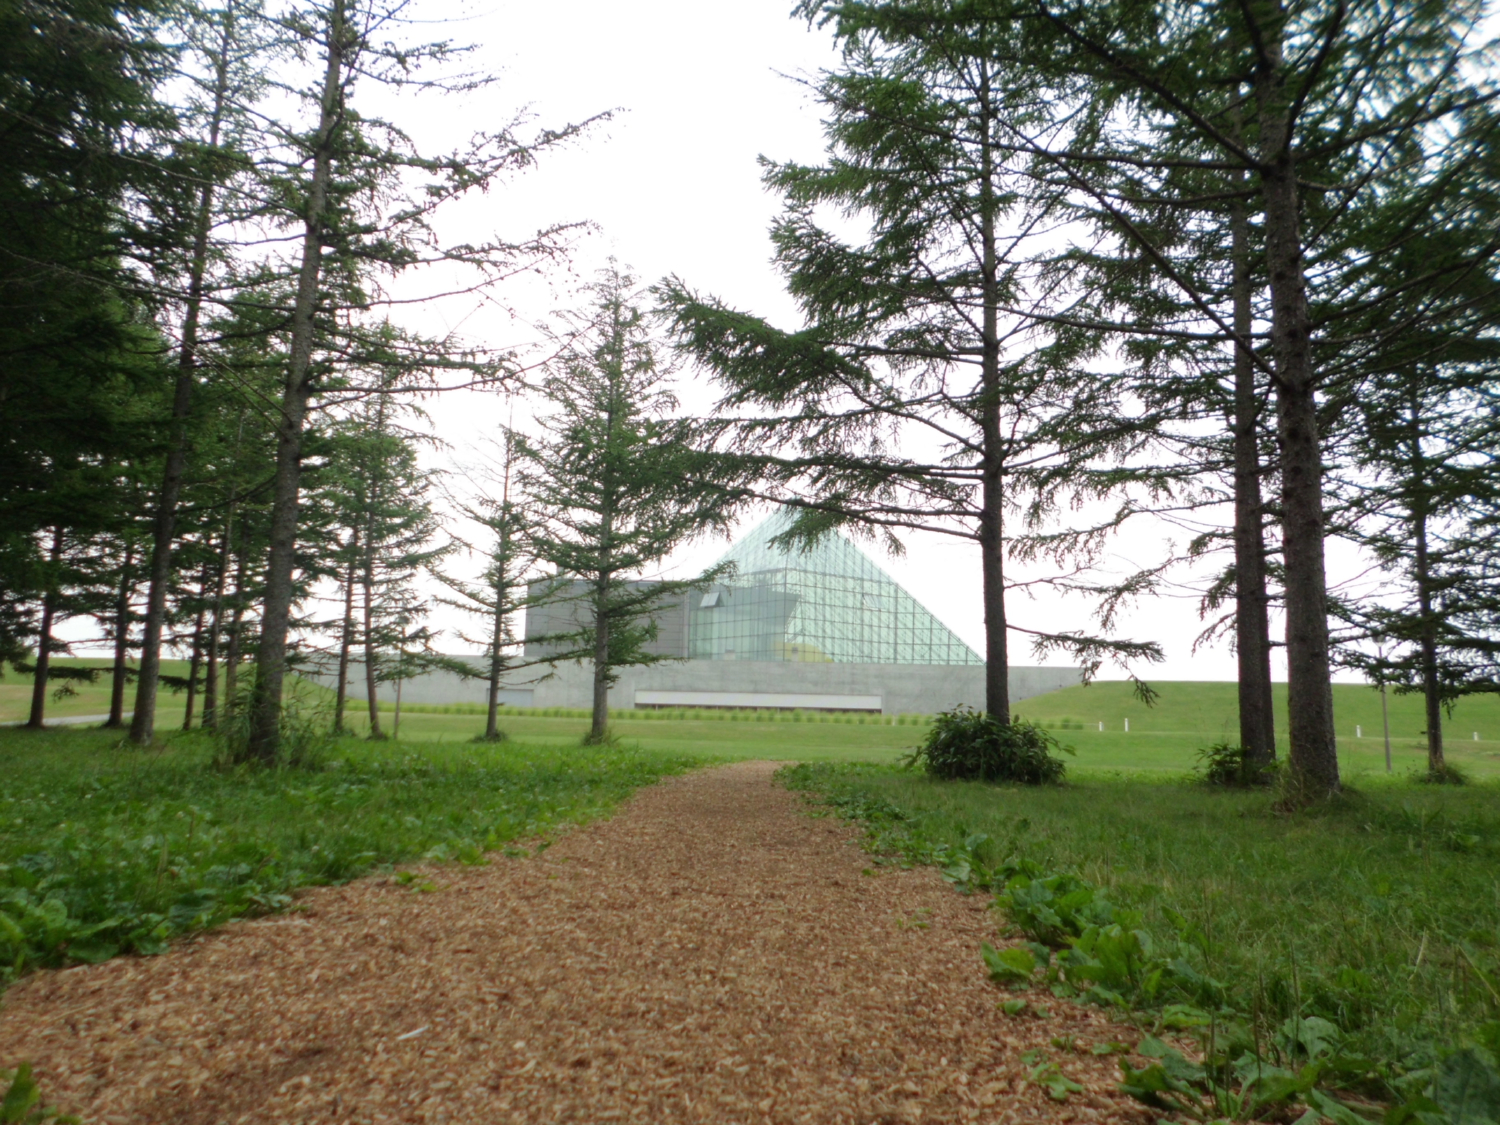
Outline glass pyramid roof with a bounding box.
[687,512,982,665]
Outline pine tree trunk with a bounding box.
[26,527,63,730]
[485,531,507,741]
[333,530,358,734]
[130,20,235,747]
[588,390,619,744]
[222,547,249,717]
[182,587,208,731]
[1256,13,1338,795]
[363,543,384,739]
[105,541,135,728]
[977,74,1010,723]
[202,531,231,731]
[590,577,610,742]
[1407,406,1446,775]
[203,418,243,733]
[245,4,346,763]
[1230,197,1276,766]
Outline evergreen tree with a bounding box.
[776,0,1500,796]
[518,269,732,743]
[240,0,599,762]
[662,16,1163,722]
[435,430,538,742]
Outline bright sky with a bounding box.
[398,0,1333,683]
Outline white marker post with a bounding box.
[1124,718,1129,732]
[1098,721,1103,732]
[1356,725,1362,738]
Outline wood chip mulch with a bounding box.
[0,761,1156,1124]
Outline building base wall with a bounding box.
[311,658,1082,715]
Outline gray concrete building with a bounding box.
[318,513,1081,714]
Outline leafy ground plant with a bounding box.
[1,1064,77,1124]
[780,762,1500,1121]
[1194,741,1278,788]
[903,707,1072,783]
[0,728,698,982]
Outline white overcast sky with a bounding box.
[389,0,1347,683]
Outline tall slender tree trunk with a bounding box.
[245,3,347,762]
[25,528,63,730]
[202,528,232,731]
[484,517,510,741]
[588,389,619,745]
[589,571,611,743]
[1255,11,1338,794]
[130,17,236,747]
[223,547,249,716]
[105,541,136,728]
[1229,195,1277,766]
[977,74,1010,723]
[204,413,244,733]
[333,529,358,733]
[1406,403,1446,775]
[182,580,209,730]
[362,540,384,739]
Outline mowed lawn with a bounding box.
[325,679,1500,778]
[8,666,1500,778]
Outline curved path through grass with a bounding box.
[0,762,1147,1124]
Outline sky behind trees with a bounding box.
[48,0,1361,682]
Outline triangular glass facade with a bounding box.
[688,513,982,665]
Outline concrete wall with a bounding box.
[312,657,1082,715]
[523,579,689,662]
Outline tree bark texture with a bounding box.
[362,541,384,739]
[485,522,510,741]
[222,547,248,717]
[977,80,1010,723]
[1230,198,1277,765]
[26,528,63,729]
[245,4,346,762]
[182,587,208,730]
[130,17,235,746]
[1406,403,1446,774]
[333,529,358,734]
[105,541,135,728]
[1255,8,1339,793]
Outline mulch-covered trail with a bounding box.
[0,761,1151,1125]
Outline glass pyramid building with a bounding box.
[687,513,982,665]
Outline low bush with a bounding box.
[905,707,1072,784]
[1193,741,1278,787]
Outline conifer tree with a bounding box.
[240,0,598,762]
[519,269,732,743]
[662,18,1164,722]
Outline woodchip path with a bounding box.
[0,761,1149,1124]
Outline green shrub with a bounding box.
[1416,762,1471,786]
[905,707,1072,784]
[1193,741,1277,787]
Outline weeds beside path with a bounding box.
[0,761,1150,1124]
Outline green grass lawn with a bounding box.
[0,659,195,726]
[9,670,1498,778]
[0,726,699,983]
[782,760,1500,1095]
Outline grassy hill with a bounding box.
[1013,678,1500,741]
